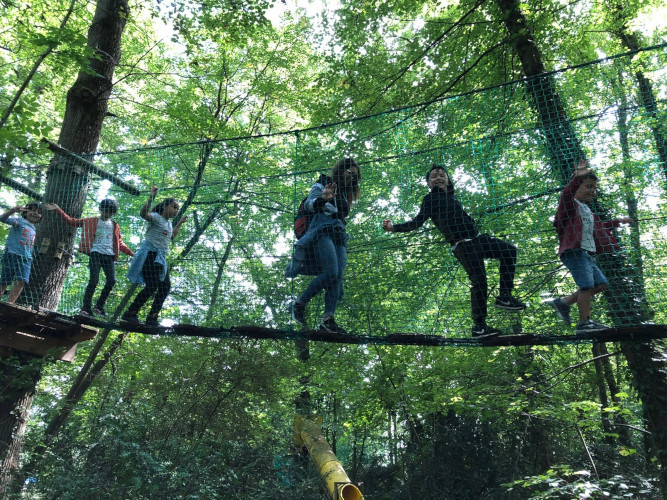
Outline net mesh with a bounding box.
[1,47,665,338]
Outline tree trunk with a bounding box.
[0,0,129,490]
[496,0,667,492]
[617,31,667,185]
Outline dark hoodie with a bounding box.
[391,172,478,244]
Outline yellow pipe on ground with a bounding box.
[294,415,364,500]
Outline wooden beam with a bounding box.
[42,139,141,196]
[0,175,43,201]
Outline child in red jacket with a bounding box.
[45,199,134,317]
[550,161,632,334]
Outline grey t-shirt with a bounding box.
[145,213,173,252]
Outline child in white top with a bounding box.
[122,186,186,326]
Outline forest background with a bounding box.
[1,0,667,498]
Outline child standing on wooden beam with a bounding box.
[122,186,186,326]
[549,160,632,334]
[44,199,135,317]
[0,202,42,304]
[382,165,526,339]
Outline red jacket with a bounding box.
[553,175,622,256]
[55,207,134,261]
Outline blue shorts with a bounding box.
[560,248,608,291]
[1,251,32,285]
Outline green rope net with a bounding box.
[1,47,665,340]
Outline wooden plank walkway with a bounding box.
[0,303,97,361]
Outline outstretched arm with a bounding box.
[42,203,85,227]
[140,185,159,220]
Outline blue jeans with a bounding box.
[561,248,608,291]
[298,235,347,317]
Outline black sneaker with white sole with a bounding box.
[121,314,142,325]
[471,324,502,338]
[495,295,527,311]
[319,317,347,335]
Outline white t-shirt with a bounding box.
[575,200,595,253]
[145,213,173,252]
[91,219,115,255]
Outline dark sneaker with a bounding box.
[121,313,141,325]
[576,319,610,334]
[93,306,107,318]
[79,308,93,317]
[290,301,306,326]
[549,297,571,325]
[319,317,347,335]
[145,317,160,326]
[472,324,502,338]
[495,295,527,311]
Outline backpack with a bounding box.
[294,197,310,239]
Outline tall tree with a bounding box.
[495,0,667,493]
[0,0,129,488]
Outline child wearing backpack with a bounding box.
[286,158,361,334]
[0,202,42,304]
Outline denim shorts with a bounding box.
[0,251,32,285]
[560,248,608,291]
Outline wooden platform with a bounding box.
[0,302,97,362]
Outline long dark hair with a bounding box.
[332,157,361,203]
[152,197,178,217]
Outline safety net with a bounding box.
[1,46,665,340]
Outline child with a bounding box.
[382,165,526,338]
[44,199,134,317]
[0,202,42,303]
[122,186,186,326]
[287,158,361,334]
[550,161,632,333]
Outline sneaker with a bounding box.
[471,324,502,338]
[290,301,306,326]
[576,319,610,334]
[79,308,93,317]
[549,297,571,325]
[93,306,107,318]
[495,295,527,311]
[121,313,141,325]
[319,317,347,335]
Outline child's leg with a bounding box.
[125,252,162,316]
[96,255,117,309]
[146,271,171,321]
[82,252,103,311]
[477,234,517,296]
[7,280,25,303]
[453,241,488,326]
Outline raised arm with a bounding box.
[384,195,431,233]
[0,206,22,223]
[140,186,159,220]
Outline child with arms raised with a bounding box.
[122,186,186,326]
